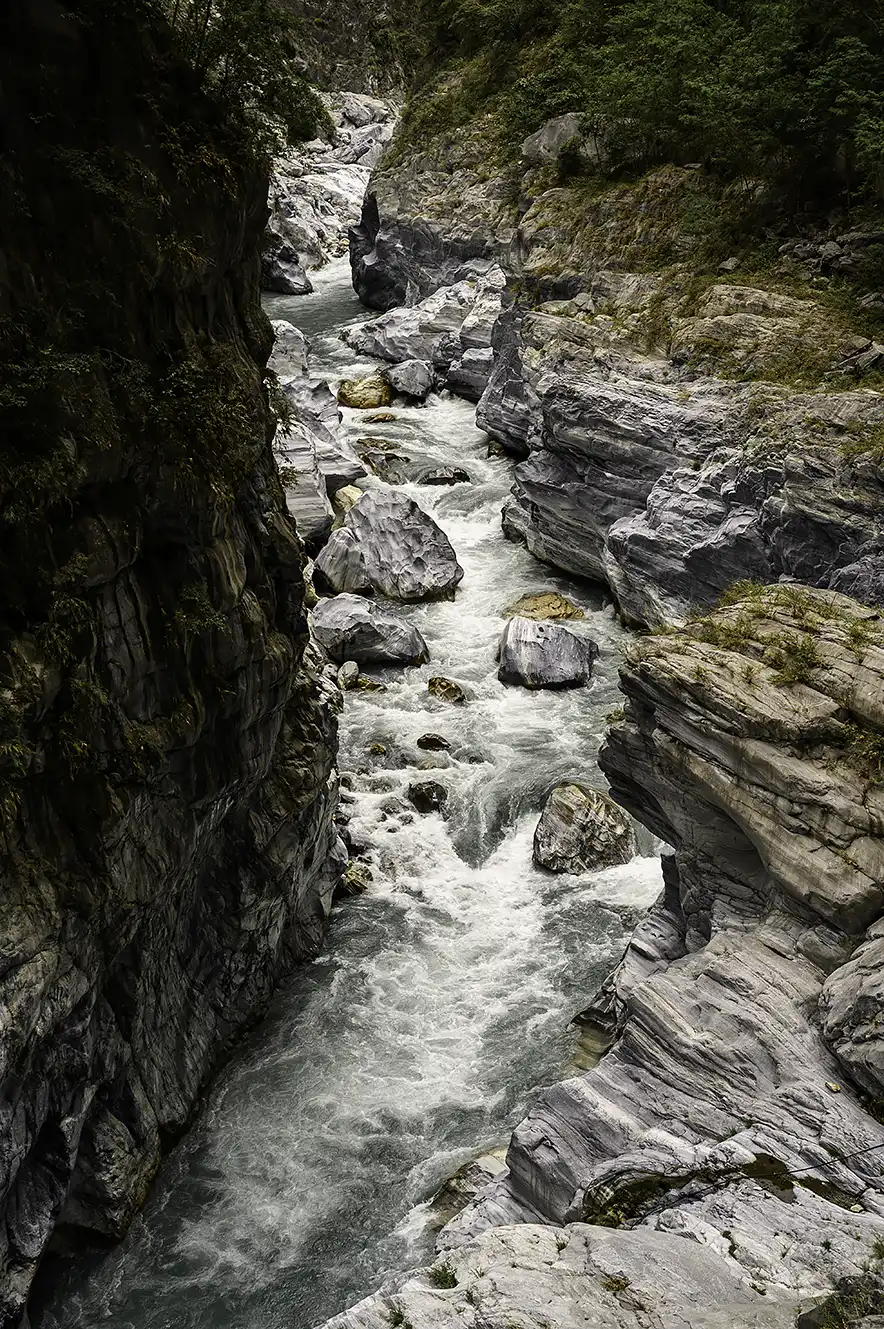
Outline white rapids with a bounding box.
[34,259,662,1329]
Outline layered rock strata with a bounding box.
[1,6,343,1319]
[323,586,884,1328]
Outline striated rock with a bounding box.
[314,491,464,602]
[273,419,335,548]
[533,784,636,874]
[0,13,345,1317]
[385,359,434,400]
[268,318,309,376]
[323,1223,808,1329]
[312,595,429,666]
[503,591,584,621]
[484,289,884,625]
[408,781,448,814]
[498,617,598,689]
[438,587,884,1299]
[446,346,495,401]
[428,677,466,704]
[338,373,393,410]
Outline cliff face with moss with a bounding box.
[0,4,342,1320]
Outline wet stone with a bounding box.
[417,734,451,751]
[408,781,449,814]
[428,676,467,704]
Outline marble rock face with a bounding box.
[497,617,598,689]
[533,783,636,873]
[312,594,429,666]
[314,492,464,602]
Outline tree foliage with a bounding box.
[417,0,884,204]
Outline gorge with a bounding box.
[3,2,884,1328]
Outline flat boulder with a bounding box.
[312,594,429,666]
[498,617,598,689]
[504,591,585,621]
[314,491,464,602]
[386,360,434,401]
[338,374,393,410]
[533,783,636,873]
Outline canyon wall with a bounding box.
[0,4,342,1320]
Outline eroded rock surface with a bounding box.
[312,594,429,665]
[533,784,636,873]
[498,617,598,689]
[314,491,464,602]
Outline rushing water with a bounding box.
[35,259,661,1329]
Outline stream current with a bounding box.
[36,259,662,1329]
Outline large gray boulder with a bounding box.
[312,595,429,666]
[497,617,598,689]
[314,492,464,602]
[533,783,636,873]
[386,359,434,400]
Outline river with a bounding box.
[33,259,661,1329]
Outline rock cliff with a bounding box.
[0,4,341,1320]
[350,132,884,625]
[324,586,884,1328]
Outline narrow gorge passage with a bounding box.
[35,261,662,1329]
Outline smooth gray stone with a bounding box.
[386,359,433,400]
[498,616,597,690]
[314,491,464,602]
[312,595,429,665]
[336,661,359,691]
[521,112,583,166]
[533,783,636,873]
[447,346,494,401]
[273,420,334,548]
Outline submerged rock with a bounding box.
[498,617,598,689]
[533,784,636,874]
[428,676,467,704]
[312,594,429,666]
[314,491,464,602]
[386,359,434,400]
[416,466,471,486]
[408,781,448,814]
[338,373,393,410]
[503,591,584,621]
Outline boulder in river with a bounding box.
[338,374,393,410]
[417,734,451,751]
[336,661,359,691]
[408,781,448,814]
[312,594,429,666]
[386,359,434,401]
[533,784,636,874]
[503,591,584,621]
[497,617,598,689]
[314,491,464,602]
[428,676,466,704]
[416,466,471,486]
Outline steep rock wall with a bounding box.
[0,4,341,1320]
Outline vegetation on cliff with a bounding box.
[411,0,884,207]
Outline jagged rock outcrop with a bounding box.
[343,267,505,399]
[485,292,884,625]
[314,491,464,601]
[322,587,884,1329]
[0,7,343,1319]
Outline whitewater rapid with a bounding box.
[35,259,661,1329]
